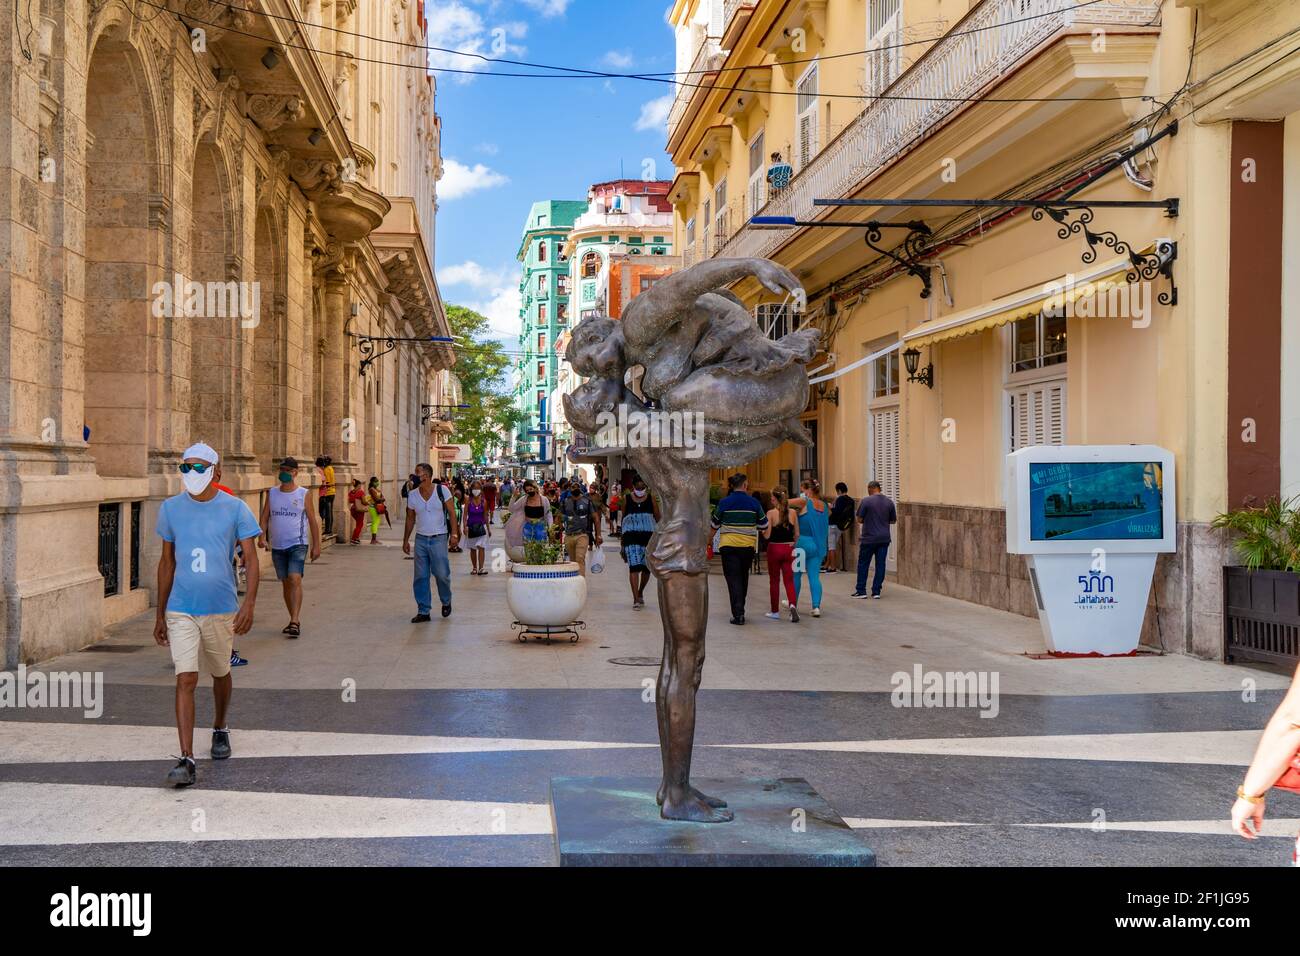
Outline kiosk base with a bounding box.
[1027,552,1157,655]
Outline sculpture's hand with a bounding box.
[750,260,803,300]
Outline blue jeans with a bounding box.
[413,533,452,614]
[856,541,890,596]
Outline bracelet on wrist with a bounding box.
[1236,785,1265,804]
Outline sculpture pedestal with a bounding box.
[549,776,876,867]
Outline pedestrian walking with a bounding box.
[826,482,855,573]
[560,479,601,577]
[449,478,466,552]
[607,480,622,535]
[1231,660,1300,864]
[853,480,897,598]
[365,477,385,544]
[504,478,552,562]
[483,476,498,524]
[462,479,491,575]
[791,478,828,617]
[711,473,769,625]
[347,478,366,545]
[619,476,658,609]
[403,464,459,621]
[258,457,321,639]
[762,488,799,622]
[315,455,335,536]
[153,442,261,787]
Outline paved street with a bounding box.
[0,528,1295,867]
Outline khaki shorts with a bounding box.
[165,611,235,678]
[564,534,589,575]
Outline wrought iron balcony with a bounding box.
[667,34,726,143]
[710,0,1161,262]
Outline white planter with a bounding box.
[506,562,588,626]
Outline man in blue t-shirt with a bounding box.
[153,442,262,787]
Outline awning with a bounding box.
[901,241,1171,349]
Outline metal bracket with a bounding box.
[355,335,397,377]
[1124,239,1178,307]
[1032,205,1178,305]
[864,220,933,299]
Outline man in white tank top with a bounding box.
[259,457,321,638]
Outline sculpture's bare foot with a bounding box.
[656,782,728,809]
[661,789,735,823]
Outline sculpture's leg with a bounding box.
[654,570,733,822]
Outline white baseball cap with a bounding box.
[182,442,219,464]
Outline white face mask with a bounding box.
[472,489,481,496]
[633,488,647,499]
[182,468,214,497]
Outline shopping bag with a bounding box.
[590,549,605,574]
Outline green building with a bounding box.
[515,199,586,468]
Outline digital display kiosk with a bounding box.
[1007,446,1175,655]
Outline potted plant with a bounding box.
[505,537,588,627]
[1212,497,1300,666]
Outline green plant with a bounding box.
[523,539,563,566]
[1211,496,1300,572]
[708,483,722,505]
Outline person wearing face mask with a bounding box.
[560,480,601,577]
[347,478,366,545]
[462,479,491,574]
[258,457,321,638]
[620,476,659,609]
[403,464,460,621]
[153,443,262,787]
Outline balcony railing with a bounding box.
[711,0,1161,262]
[667,35,726,142]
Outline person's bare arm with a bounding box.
[258,497,270,549]
[620,258,803,350]
[402,505,416,555]
[307,490,322,560]
[153,542,177,646]
[232,535,259,635]
[444,491,460,546]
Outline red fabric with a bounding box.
[767,542,796,613]
[1275,752,1300,794]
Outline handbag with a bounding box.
[468,521,487,538]
[1275,751,1300,794]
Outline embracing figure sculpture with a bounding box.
[563,258,819,822]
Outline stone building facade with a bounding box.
[0,0,452,666]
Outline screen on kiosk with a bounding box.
[1028,461,1163,541]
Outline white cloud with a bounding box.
[426,2,527,83]
[518,0,571,16]
[439,158,509,200]
[475,142,500,155]
[601,49,634,68]
[633,93,674,132]
[441,260,512,290]
[441,261,522,340]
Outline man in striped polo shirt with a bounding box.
[711,473,769,625]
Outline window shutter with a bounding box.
[796,65,819,170]
[1009,380,1066,451]
[871,407,900,502]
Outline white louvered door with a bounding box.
[870,406,900,502]
[1008,380,1066,450]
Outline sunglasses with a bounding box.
[178,462,213,474]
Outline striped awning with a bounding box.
[901,242,1170,349]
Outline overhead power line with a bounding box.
[134,0,1155,106]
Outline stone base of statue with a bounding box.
[549,776,876,867]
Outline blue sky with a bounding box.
[426,0,678,344]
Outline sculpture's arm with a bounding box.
[621,258,803,350]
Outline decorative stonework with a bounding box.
[247,94,306,132]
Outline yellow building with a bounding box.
[665,0,1300,658]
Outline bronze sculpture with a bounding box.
[563,258,819,822]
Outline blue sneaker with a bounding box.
[230,651,248,667]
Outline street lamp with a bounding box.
[902,346,934,389]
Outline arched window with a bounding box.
[582,252,600,278]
